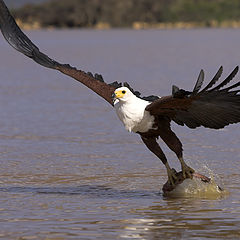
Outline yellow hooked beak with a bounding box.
[112,90,126,101]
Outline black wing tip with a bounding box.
[141,95,160,102]
[196,66,239,94]
[192,69,205,94]
[0,0,9,18]
[172,85,192,98]
[94,73,104,82]
[86,71,121,87]
[123,82,141,97]
[32,49,61,69]
[173,66,239,98]
[234,65,239,73]
[109,81,122,89]
[122,82,159,101]
[172,85,180,96]
[200,66,223,92]
[208,65,239,92]
[0,0,61,69]
[219,66,223,72]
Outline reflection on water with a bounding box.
[121,205,240,239]
[0,185,159,199]
[0,29,240,239]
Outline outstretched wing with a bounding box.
[0,0,122,105]
[146,66,240,129]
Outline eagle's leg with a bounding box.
[158,120,195,179]
[140,136,177,185]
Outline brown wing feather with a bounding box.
[0,0,116,105]
[146,67,240,129]
[145,96,194,117]
[55,65,116,104]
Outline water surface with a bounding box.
[0,29,240,239]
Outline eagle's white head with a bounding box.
[112,87,135,103]
[112,86,155,133]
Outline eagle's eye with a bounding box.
[122,90,126,94]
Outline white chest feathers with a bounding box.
[114,95,155,133]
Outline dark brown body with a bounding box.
[139,116,183,166]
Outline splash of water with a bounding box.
[163,166,229,199]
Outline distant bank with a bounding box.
[15,19,240,31]
[11,0,240,30]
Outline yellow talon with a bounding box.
[165,163,177,185]
[179,157,195,179]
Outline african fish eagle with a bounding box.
[0,0,240,186]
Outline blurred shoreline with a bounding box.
[12,0,240,31]
[16,19,240,31]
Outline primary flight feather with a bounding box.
[1,0,240,186]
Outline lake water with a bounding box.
[0,29,240,239]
